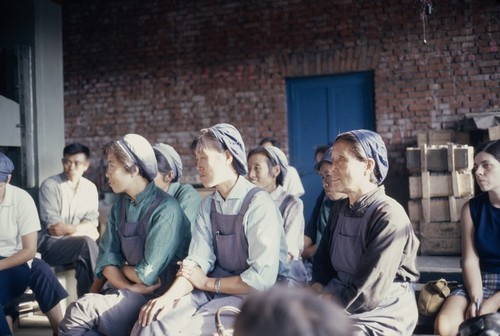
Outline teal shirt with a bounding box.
[167,182,202,229]
[95,182,191,286]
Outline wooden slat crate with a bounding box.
[417,130,469,146]
[406,144,473,173]
[489,125,500,140]
[408,196,471,222]
[413,221,461,255]
[409,172,474,199]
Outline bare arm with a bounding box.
[0,232,37,271]
[461,202,483,318]
[48,221,99,240]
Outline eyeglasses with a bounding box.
[62,159,86,167]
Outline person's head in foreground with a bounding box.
[233,286,352,336]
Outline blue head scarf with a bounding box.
[338,129,389,185]
[208,123,248,176]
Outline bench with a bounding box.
[413,256,463,335]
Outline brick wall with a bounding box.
[62,0,500,194]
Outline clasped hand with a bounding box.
[176,260,207,289]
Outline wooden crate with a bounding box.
[417,130,469,146]
[413,221,461,255]
[406,144,473,173]
[409,172,474,199]
[408,196,471,222]
[489,125,500,140]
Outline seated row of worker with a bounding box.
[58,124,287,334]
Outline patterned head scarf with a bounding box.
[262,145,288,181]
[340,129,388,185]
[116,134,158,182]
[153,143,183,181]
[208,123,248,175]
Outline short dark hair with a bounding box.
[259,137,281,148]
[63,143,90,159]
[314,144,331,158]
[234,286,352,336]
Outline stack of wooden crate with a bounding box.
[407,141,474,255]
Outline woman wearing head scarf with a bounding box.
[435,140,500,336]
[59,134,192,336]
[132,123,288,335]
[311,130,420,335]
[153,143,201,228]
[247,145,308,285]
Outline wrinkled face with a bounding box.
[62,153,89,182]
[247,153,277,192]
[105,153,133,194]
[473,151,500,193]
[331,140,368,195]
[195,147,230,188]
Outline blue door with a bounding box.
[286,71,375,224]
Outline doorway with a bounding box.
[286,71,375,223]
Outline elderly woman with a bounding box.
[153,143,201,227]
[435,140,500,336]
[59,134,192,335]
[247,145,307,285]
[312,129,420,335]
[132,123,287,335]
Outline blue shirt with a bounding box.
[167,182,202,230]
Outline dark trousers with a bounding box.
[39,235,98,297]
[0,258,30,336]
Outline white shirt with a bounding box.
[39,173,99,235]
[0,184,40,257]
[283,166,305,197]
[270,185,304,260]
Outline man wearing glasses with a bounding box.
[38,143,100,297]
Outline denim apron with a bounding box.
[208,187,261,279]
[117,191,174,292]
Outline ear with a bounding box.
[271,165,280,178]
[224,150,234,167]
[82,160,90,172]
[164,171,175,183]
[365,158,375,175]
[130,165,140,178]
